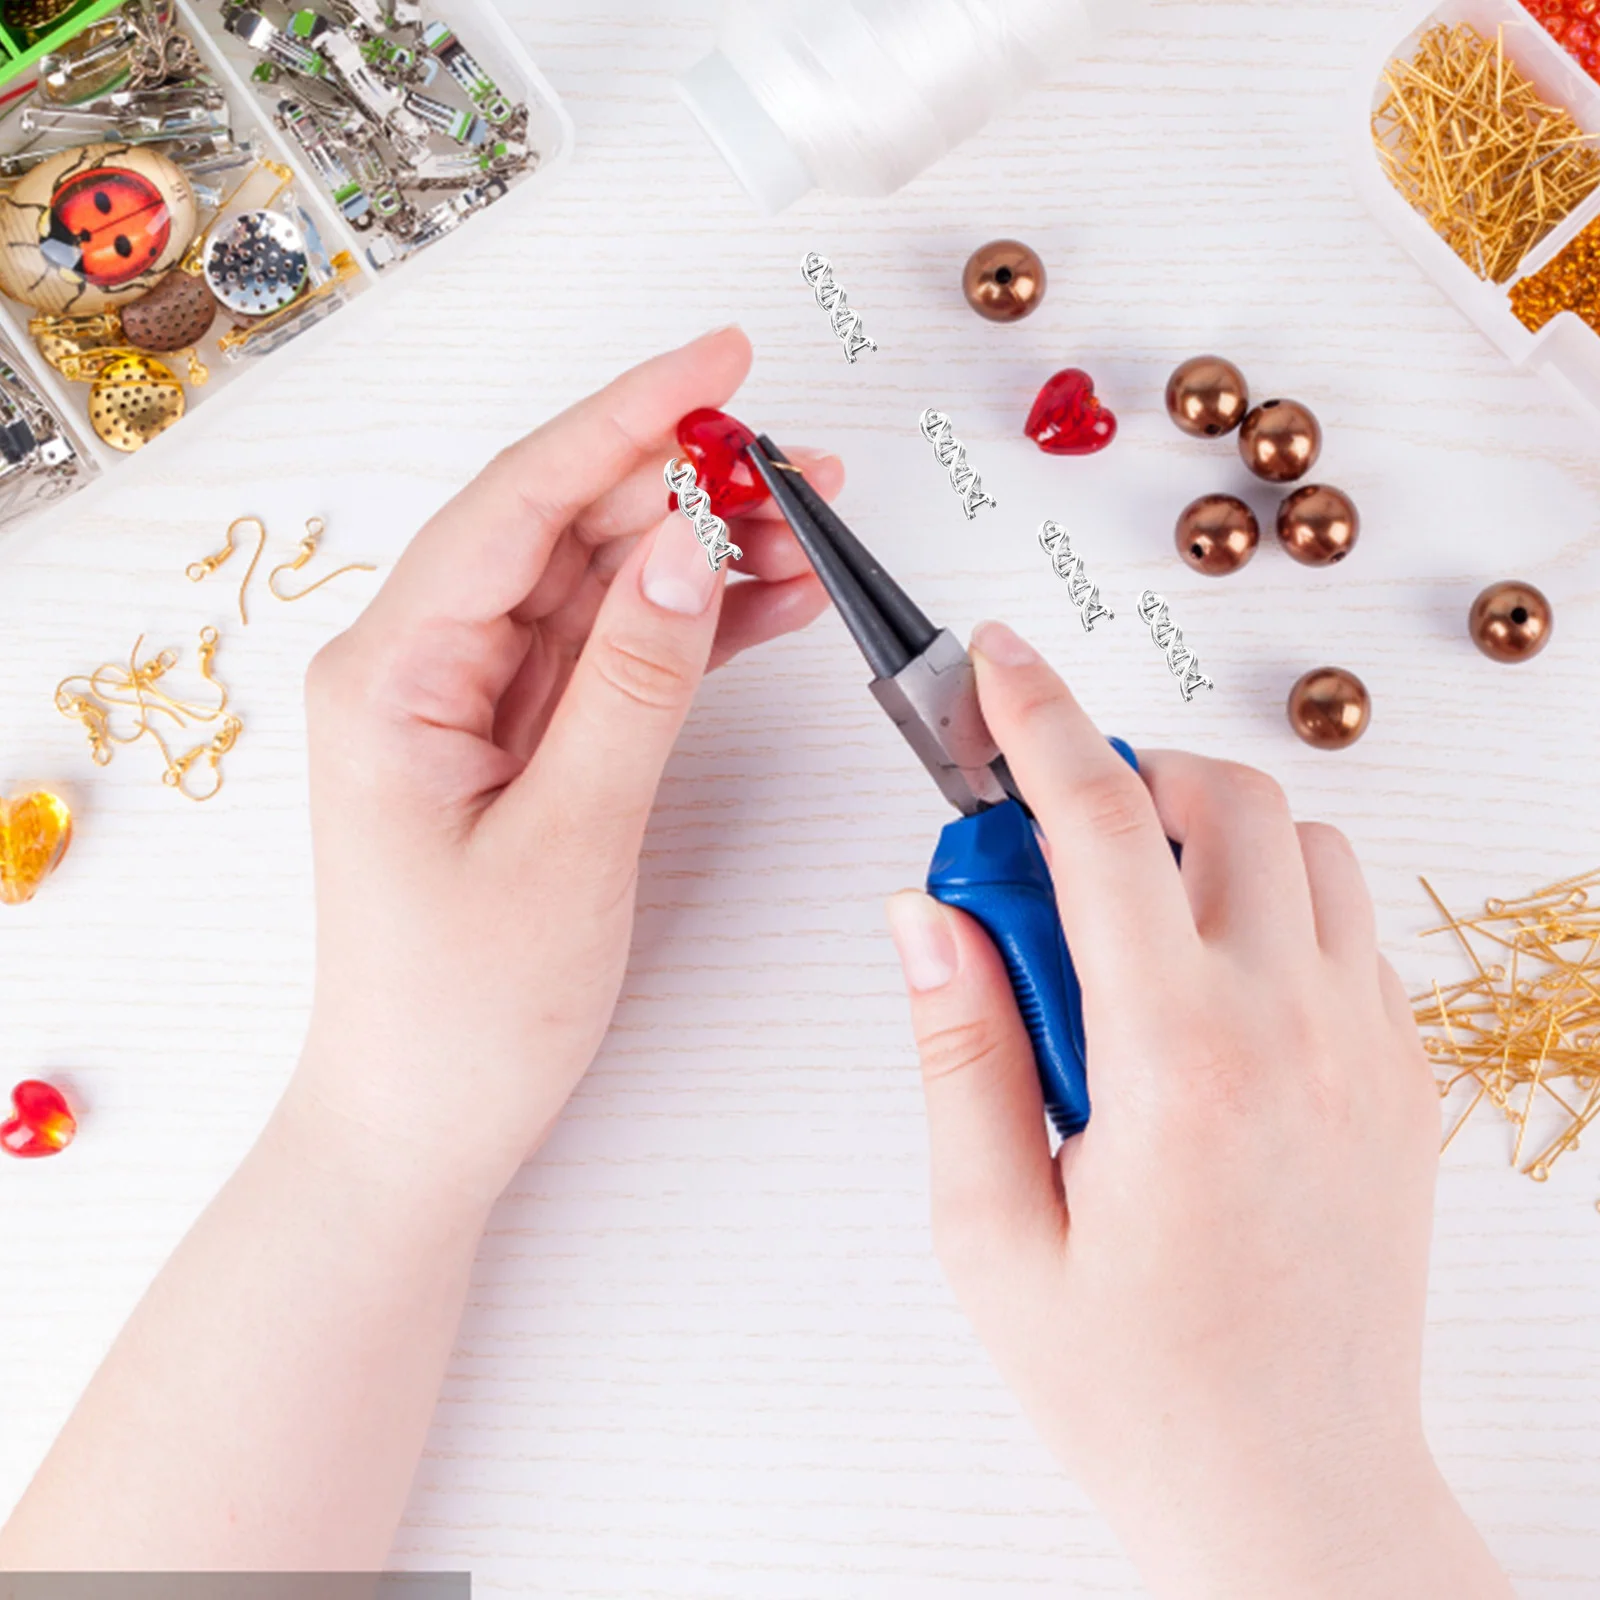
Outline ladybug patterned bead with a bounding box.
[47,166,172,289]
[0,143,197,315]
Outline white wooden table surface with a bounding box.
[3,0,1599,1593]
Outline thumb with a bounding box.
[507,511,724,853]
[885,891,1065,1293]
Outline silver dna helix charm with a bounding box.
[920,409,997,520]
[1039,521,1114,633]
[1137,592,1214,702]
[664,458,743,573]
[801,252,877,364]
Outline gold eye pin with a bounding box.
[1417,870,1600,1203]
[1373,23,1600,285]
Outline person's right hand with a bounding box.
[885,620,1514,1600]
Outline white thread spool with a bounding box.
[678,0,1143,214]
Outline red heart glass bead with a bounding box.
[667,408,771,519]
[1,1079,76,1158]
[1025,369,1118,456]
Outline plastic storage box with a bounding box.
[1355,0,1600,429]
[0,0,571,527]
[0,0,127,92]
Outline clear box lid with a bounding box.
[1354,0,1600,431]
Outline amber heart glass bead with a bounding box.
[1,1080,76,1158]
[1025,369,1118,456]
[667,408,770,519]
[0,789,71,906]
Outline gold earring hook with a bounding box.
[160,713,239,803]
[53,683,114,765]
[192,624,227,717]
[56,627,242,799]
[268,516,377,603]
[80,634,181,742]
[187,517,266,625]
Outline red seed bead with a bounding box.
[1,1080,76,1159]
[667,408,771,520]
[1522,0,1600,79]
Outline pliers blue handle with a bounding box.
[927,740,1139,1139]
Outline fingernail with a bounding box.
[886,891,958,993]
[642,515,720,616]
[971,620,1038,668]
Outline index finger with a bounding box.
[367,325,755,634]
[968,620,1198,988]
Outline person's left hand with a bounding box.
[290,327,838,1207]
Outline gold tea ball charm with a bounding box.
[0,143,197,316]
[1470,580,1553,663]
[1176,493,1259,577]
[88,353,184,452]
[121,269,218,352]
[962,239,1047,322]
[1276,484,1360,567]
[1288,667,1371,751]
[1165,356,1250,438]
[1239,399,1322,483]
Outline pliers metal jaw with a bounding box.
[870,629,1015,817]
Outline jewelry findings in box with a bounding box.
[223,4,537,271]
[1374,22,1600,285]
[1522,0,1600,86]
[1362,10,1600,431]
[0,3,356,456]
[0,0,563,527]
[0,330,88,513]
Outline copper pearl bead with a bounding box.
[1165,355,1250,438]
[1176,494,1259,577]
[1277,484,1359,567]
[1288,667,1371,751]
[962,239,1047,323]
[1469,580,1553,663]
[1239,399,1322,484]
